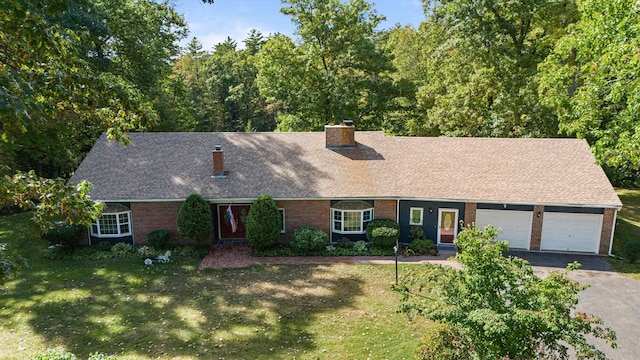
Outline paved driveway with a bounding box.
[509,251,640,360]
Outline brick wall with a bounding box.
[599,208,616,255]
[275,200,331,242]
[130,201,184,246]
[374,199,397,221]
[463,202,477,225]
[530,205,544,251]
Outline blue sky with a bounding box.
[171,0,426,51]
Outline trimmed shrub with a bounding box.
[177,194,213,245]
[622,241,640,264]
[246,194,281,251]
[42,223,86,249]
[410,239,437,256]
[147,229,169,249]
[111,242,135,258]
[291,227,328,252]
[366,219,400,248]
[336,237,353,249]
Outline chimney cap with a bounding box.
[342,119,353,126]
[214,144,222,151]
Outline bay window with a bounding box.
[332,201,374,234]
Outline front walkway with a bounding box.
[198,244,458,269]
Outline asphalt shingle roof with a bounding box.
[70,131,622,208]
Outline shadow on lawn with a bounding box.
[0,259,363,359]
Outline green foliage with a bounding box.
[177,194,213,245]
[246,195,281,251]
[110,243,135,259]
[336,238,354,249]
[41,223,86,249]
[95,241,113,251]
[353,240,368,253]
[30,348,77,360]
[0,243,22,285]
[539,0,640,186]
[172,245,209,258]
[291,227,329,252]
[137,246,163,258]
[256,0,394,130]
[409,239,437,256]
[0,169,104,233]
[397,223,617,360]
[418,322,470,360]
[147,230,169,249]
[621,241,640,264]
[29,349,115,360]
[366,219,400,248]
[87,353,116,360]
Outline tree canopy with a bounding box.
[256,0,394,131]
[539,0,640,187]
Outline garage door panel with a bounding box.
[475,210,532,250]
[541,213,602,253]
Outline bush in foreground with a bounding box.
[366,219,400,248]
[396,224,617,360]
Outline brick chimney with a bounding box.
[212,145,226,178]
[325,120,355,149]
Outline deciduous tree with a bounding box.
[539,0,640,187]
[396,224,617,359]
[256,0,394,131]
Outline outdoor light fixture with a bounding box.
[429,207,433,213]
[537,212,542,218]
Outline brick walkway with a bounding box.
[198,244,459,269]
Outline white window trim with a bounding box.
[278,208,286,234]
[332,208,374,234]
[409,207,424,226]
[91,211,132,238]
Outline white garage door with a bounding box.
[541,212,603,253]
[475,210,532,250]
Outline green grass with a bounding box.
[608,189,640,279]
[0,212,428,359]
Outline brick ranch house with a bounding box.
[70,122,622,255]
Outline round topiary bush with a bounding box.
[291,227,328,252]
[366,219,400,248]
[177,193,213,245]
[246,194,281,251]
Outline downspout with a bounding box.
[608,209,618,257]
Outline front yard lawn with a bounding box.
[608,189,640,279]
[0,212,428,359]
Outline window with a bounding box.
[278,208,285,233]
[409,207,424,225]
[91,204,132,238]
[331,201,374,234]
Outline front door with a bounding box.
[438,209,459,244]
[218,204,251,239]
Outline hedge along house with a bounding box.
[70,122,622,255]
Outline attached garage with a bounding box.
[475,209,532,250]
[540,212,603,253]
